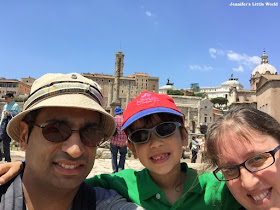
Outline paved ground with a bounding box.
[10,150,205,178]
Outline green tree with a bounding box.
[14,95,28,102]
[167,89,184,95]
[190,93,206,98]
[210,97,228,109]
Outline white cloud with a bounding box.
[146,11,152,16]
[209,48,224,58]
[227,52,242,61]
[189,65,213,71]
[209,48,261,70]
[227,51,261,68]
[232,65,244,72]
[248,56,261,65]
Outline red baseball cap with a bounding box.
[121,91,184,130]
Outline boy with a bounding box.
[87,91,241,209]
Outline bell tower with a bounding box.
[111,50,124,113]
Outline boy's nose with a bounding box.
[149,132,164,148]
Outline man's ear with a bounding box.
[181,127,188,146]
[19,121,28,151]
[126,140,138,159]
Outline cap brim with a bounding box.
[7,93,116,142]
[115,111,123,115]
[121,107,183,130]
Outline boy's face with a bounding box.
[127,114,188,176]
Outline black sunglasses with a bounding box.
[34,122,106,147]
[128,121,182,144]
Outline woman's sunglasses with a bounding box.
[34,122,106,147]
[128,121,182,144]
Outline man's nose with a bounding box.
[61,131,85,158]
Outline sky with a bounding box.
[0,0,279,90]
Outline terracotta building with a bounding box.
[0,78,32,98]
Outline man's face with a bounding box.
[20,107,100,191]
[4,97,13,103]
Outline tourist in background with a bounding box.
[191,135,200,163]
[0,93,20,162]
[110,106,127,173]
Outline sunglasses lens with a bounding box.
[130,130,150,143]
[156,122,177,137]
[42,123,71,142]
[80,127,105,147]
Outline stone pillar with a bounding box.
[111,51,124,114]
[232,87,237,103]
[197,103,201,133]
[107,83,113,110]
[187,108,190,127]
[126,84,131,108]
[112,51,124,104]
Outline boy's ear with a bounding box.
[181,127,188,146]
[19,121,28,151]
[126,140,138,159]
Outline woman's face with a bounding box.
[217,129,280,210]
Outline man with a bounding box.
[0,93,21,162]
[0,73,143,209]
[109,106,127,173]
[191,136,200,163]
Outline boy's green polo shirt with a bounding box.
[86,163,242,210]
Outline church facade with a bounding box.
[228,51,280,122]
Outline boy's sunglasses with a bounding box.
[34,122,106,147]
[128,121,182,144]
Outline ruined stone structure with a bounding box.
[171,95,213,134]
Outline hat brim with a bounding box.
[121,107,183,130]
[114,111,123,115]
[2,95,12,98]
[7,93,116,142]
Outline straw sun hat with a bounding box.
[7,73,116,142]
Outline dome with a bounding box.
[221,75,244,89]
[159,79,175,92]
[159,84,175,91]
[252,63,277,76]
[252,51,277,76]
[221,80,242,86]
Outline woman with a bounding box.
[205,107,280,210]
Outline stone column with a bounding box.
[107,83,113,110]
[126,84,131,108]
[197,103,201,133]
